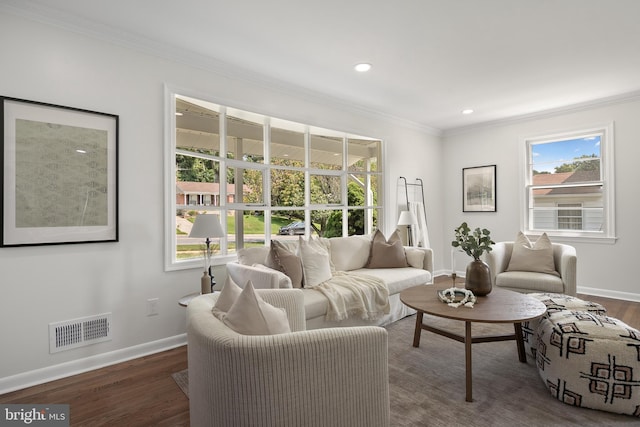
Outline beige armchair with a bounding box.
[484,241,577,296]
[187,288,390,427]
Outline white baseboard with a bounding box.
[0,334,187,395]
[435,270,640,302]
[576,286,640,302]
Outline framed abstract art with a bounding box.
[1,96,118,246]
[462,165,496,212]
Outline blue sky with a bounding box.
[532,136,601,173]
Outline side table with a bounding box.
[178,292,202,307]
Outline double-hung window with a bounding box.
[522,124,615,242]
[166,91,383,270]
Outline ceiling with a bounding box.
[4,0,640,132]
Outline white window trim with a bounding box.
[164,85,386,271]
[519,122,616,244]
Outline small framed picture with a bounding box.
[1,96,119,246]
[462,165,496,212]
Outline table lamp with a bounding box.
[189,214,225,293]
[397,210,418,246]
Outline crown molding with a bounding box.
[442,90,640,137]
[0,1,441,137]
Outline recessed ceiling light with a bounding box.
[462,109,474,115]
[354,63,372,72]
[175,112,183,116]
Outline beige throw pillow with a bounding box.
[366,229,409,268]
[506,232,559,276]
[266,240,305,288]
[212,276,242,319]
[223,281,291,335]
[297,236,333,288]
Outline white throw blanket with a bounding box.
[313,271,390,322]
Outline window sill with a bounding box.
[524,232,617,245]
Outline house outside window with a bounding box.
[166,92,383,269]
[557,203,582,230]
[522,124,615,242]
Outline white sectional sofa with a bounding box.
[226,234,434,329]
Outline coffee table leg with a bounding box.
[514,322,527,363]
[465,321,472,402]
[413,311,424,347]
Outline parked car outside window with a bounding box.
[278,221,306,235]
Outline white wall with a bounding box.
[442,98,640,299]
[0,12,442,390]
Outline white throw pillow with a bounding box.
[329,235,372,271]
[297,236,333,287]
[405,248,425,269]
[212,276,242,318]
[506,232,559,276]
[313,236,336,273]
[223,281,291,335]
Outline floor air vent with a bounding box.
[49,313,112,353]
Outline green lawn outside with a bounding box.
[176,214,297,259]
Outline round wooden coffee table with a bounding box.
[400,284,547,402]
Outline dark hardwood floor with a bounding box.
[1,275,638,426]
[0,347,189,426]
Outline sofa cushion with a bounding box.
[298,236,333,287]
[329,235,372,271]
[266,240,305,288]
[366,230,408,268]
[303,288,330,320]
[507,232,559,276]
[223,281,291,335]
[351,267,430,294]
[496,271,564,293]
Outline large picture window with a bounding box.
[166,92,383,269]
[522,124,615,241]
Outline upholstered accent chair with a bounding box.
[187,288,390,427]
[484,241,577,296]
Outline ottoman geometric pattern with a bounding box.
[536,310,640,416]
[521,293,607,359]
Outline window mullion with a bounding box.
[304,127,310,234]
[264,117,271,241]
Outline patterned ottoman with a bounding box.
[521,293,607,359]
[536,310,640,416]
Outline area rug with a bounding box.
[173,315,637,426]
[171,369,188,397]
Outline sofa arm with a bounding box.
[187,320,389,427]
[556,244,577,296]
[406,246,434,283]
[226,262,292,289]
[189,289,306,333]
[484,242,512,285]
